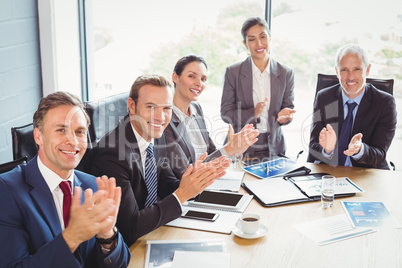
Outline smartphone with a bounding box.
[181,210,219,222]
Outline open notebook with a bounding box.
[242,173,363,207]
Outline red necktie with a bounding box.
[59,181,72,228]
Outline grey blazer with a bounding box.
[220,56,295,157]
[164,102,223,179]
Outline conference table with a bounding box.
[128,163,402,267]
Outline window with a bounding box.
[269,0,402,165]
[86,0,266,144]
[82,0,402,168]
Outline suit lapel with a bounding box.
[239,57,254,108]
[269,59,281,110]
[123,115,145,178]
[73,175,84,204]
[170,111,196,163]
[192,103,210,152]
[26,157,62,237]
[352,84,372,134]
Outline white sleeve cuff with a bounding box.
[172,192,183,211]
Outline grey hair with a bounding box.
[335,44,369,70]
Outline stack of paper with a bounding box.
[172,251,230,268]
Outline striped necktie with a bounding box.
[144,143,158,207]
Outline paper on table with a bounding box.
[293,214,376,246]
[145,239,225,268]
[207,169,244,192]
[294,177,363,197]
[243,177,307,204]
[172,251,230,268]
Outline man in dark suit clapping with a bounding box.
[308,44,397,169]
[90,74,230,246]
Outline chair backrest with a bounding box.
[11,123,37,161]
[316,73,394,96]
[84,91,129,146]
[0,156,28,174]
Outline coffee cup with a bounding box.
[237,213,260,234]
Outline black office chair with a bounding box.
[315,73,394,97]
[84,91,129,147]
[0,156,28,174]
[11,123,37,162]
[75,92,129,173]
[309,73,396,170]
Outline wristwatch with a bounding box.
[96,226,118,244]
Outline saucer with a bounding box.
[232,224,268,239]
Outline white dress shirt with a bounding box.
[173,104,232,160]
[37,156,74,230]
[251,59,271,133]
[173,104,208,160]
[131,123,154,172]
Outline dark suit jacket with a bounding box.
[220,56,295,157]
[0,156,131,268]
[308,83,397,169]
[90,115,182,246]
[164,102,223,179]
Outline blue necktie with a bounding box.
[144,143,158,207]
[338,101,357,166]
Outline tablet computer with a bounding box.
[187,190,248,210]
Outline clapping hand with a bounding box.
[277,108,296,124]
[62,176,121,253]
[344,133,363,156]
[319,124,337,154]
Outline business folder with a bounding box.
[242,173,364,207]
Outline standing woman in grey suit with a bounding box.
[221,17,296,160]
[164,55,259,179]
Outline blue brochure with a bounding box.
[342,201,400,228]
[242,157,305,179]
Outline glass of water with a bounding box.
[321,175,336,208]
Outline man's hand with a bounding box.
[344,133,363,156]
[254,97,269,118]
[277,108,296,124]
[175,163,229,204]
[319,124,337,154]
[62,176,121,253]
[193,153,231,174]
[224,124,259,157]
[95,176,121,239]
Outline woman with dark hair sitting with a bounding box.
[164,55,259,178]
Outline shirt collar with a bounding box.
[130,122,154,154]
[173,103,198,122]
[341,86,366,106]
[251,58,270,76]
[37,155,75,193]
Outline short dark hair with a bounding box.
[241,17,271,42]
[33,91,89,131]
[172,55,208,88]
[129,74,172,105]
